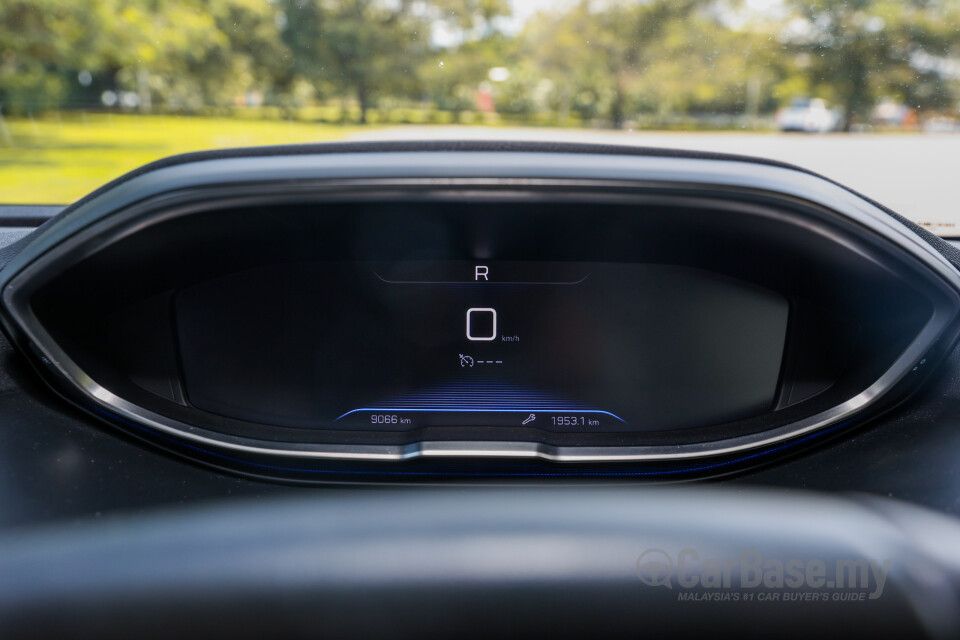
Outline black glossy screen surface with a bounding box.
[175,261,789,432]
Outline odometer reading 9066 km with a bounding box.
[370,414,412,425]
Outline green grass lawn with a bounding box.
[0,113,365,204]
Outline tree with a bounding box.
[279,0,429,123]
[433,0,511,38]
[781,0,960,126]
[418,0,513,115]
[97,0,287,111]
[0,1,103,113]
[522,0,702,128]
[633,10,785,119]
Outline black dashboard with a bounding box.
[4,142,960,637]
[3,143,960,479]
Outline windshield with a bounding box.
[2,0,959,233]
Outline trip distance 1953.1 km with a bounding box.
[551,416,600,427]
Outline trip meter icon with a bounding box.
[459,354,474,368]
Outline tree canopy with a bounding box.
[1,0,958,127]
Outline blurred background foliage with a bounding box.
[3,0,958,202]
[1,0,959,128]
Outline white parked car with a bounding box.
[776,97,844,132]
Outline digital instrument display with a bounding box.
[175,261,789,432]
